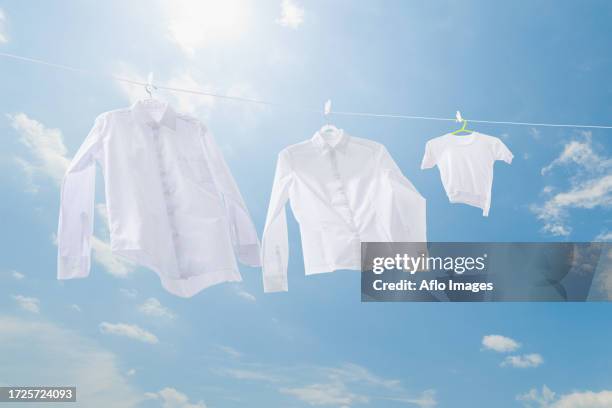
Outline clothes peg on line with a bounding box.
[452,110,473,135]
[456,110,463,123]
[145,72,156,98]
[324,99,332,124]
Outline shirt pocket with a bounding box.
[176,136,215,187]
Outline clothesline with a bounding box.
[1,51,612,130]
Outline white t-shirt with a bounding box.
[421,132,513,216]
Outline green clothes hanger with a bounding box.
[451,111,474,135]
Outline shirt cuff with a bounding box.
[58,255,90,279]
[263,274,288,293]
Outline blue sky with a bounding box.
[0,1,611,407]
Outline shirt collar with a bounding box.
[131,99,177,130]
[311,127,349,153]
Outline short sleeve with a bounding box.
[420,140,437,169]
[493,138,513,164]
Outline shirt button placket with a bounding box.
[152,123,182,268]
[329,150,360,239]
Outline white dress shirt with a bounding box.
[261,128,427,292]
[421,132,513,216]
[57,99,260,297]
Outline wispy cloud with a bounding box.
[0,8,8,44]
[277,0,304,29]
[70,304,82,312]
[215,362,434,407]
[517,385,612,408]
[517,385,556,407]
[11,270,25,280]
[216,345,242,359]
[7,113,70,190]
[532,134,612,236]
[0,316,143,407]
[281,382,369,407]
[501,353,543,368]
[119,288,138,298]
[541,135,612,176]
[138,297,176,319]
[482,334,520,353]
[594,230,612,242]
[386,390,438,408]
[145,387,207,408]
[99,322,159,344]
[90,236,135,278]
[9,114,133,277]
[12,295,40,313]
[217,367,281,383]
[234,287,256,302]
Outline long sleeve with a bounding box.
[201,128,261,267]
[378,146,427,242]
[57,115,106,279]
[261,150,293,292]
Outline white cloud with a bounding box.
[387,390,438,408]
[0,8,8,44]
[533,135,612,236]
[12,295,40,313]
[9,114,132,278]
[324,363,401,390]
[532,175,612,236]
[7,113,70,189]
[281,382,368,407]
[541,136,611,176]
[234,288,256,302]
[161,0,251,56]
[216,362,432,407]
[120,288,139,298]
[517,385,612,408]
[277,0,304,29]
[138,297,176,319]
[501,353,543,368]
[91,236,135,278]
[0,315,143,407]
[594,230,612,242]
[217,345,242,359]
[70,304,82,312]
[11,270,25,280]
[126,368,136,376]
[517,385,556,407]
[99,322,159,344]
[145,387,207,408]
[552,390,612,408]
[217,367,281,383]
[482,334,520,353]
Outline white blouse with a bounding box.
[261,128,427,292]
[57,100,260,297]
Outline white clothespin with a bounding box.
[456,110,463,123]
[324,99,332,116]
[145,72,155,98]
